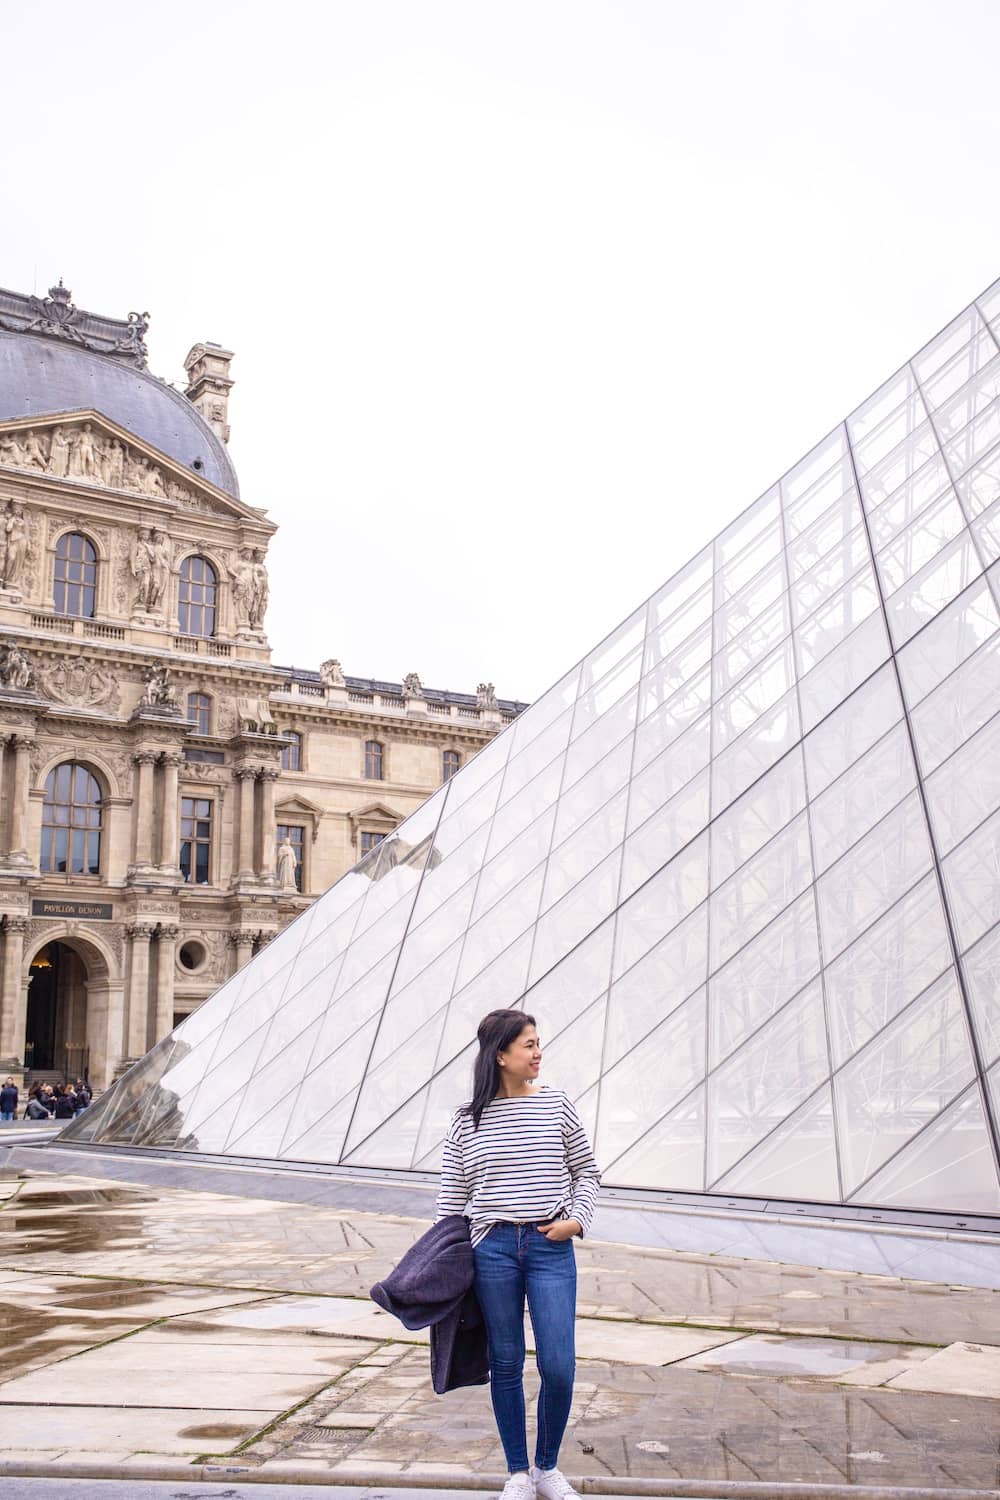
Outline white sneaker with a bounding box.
[500,1474,536,1499]
[531,1466,581,1499]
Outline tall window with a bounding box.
[187,692,211,735]
[364,739,384,779]
[443,749,461,781]
[41,762,102,875]
[281,730,302,771]
[54,532,97,618]
[180,796,213,885]
[178,555,217,637]
[360,830,386,855]
[277,822,305,892]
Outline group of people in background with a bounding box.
[0,1077,91,1121]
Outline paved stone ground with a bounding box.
[2,1167,1000,1492]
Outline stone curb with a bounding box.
[0,1463,997,1498]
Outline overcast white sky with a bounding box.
[5,1,1000,703]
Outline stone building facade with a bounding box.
[0,283,524,1090]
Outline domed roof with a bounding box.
[0,284,239,497]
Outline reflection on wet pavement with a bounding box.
[0,1165,998,1490]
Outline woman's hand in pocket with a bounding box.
[536,1218,581,1241]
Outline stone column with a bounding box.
[0,916,28,1067]
[131,751,158,868]
[0,737,7,856]
[235,767,257,881]
[8,736,33,860]
[153,925,178,1043]
[158,753,183,872]
[258,767,279,880]
[228,930,254,974]
[126,923,154,1058]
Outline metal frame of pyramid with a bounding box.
[68,276,1000,1217]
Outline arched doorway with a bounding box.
[25,941,91,1082]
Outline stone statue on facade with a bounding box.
[0,432,24,469]
[103,438,125,490]
[140,663,178,710]
[130,527,155,612]
[320,658,346,688]
[276,835,299,890]
[20,429,48,470]
[251,548,269,627]
[402,672,424,698]
[69,422,101,480]
[232,547,269,633]
[147,530,170,614]
[124,453,145,491]
[0,501,28,592]
[48,425,70,478]
[476,681,498,712]
[0,643,33,692]
[231,548,256,632]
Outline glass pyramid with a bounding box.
[68,277,1000,1216]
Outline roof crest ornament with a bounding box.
[0,280,150,369]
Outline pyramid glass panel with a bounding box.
[69,276,1000,1218]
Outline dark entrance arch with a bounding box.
[25,941,90,1080]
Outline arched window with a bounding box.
[443,749,461,782]
[364,739,384,780]
[41,762,102,875]
[178,555,217,637]
[187,692,211,735]
[54,532,97,618]
[281,730,302,771]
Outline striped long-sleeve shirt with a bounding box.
[435,1086,602,1247]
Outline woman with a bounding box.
[436,1008,601,1500]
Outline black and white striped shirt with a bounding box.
[435,1086,602,1247]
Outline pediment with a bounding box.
[276,793,325,820]
[351,800,405,828]
[0,410,270,527]
[276,793,325,840]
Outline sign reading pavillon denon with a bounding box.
[31,898,114,922]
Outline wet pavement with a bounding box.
[1,1167,1000,1492]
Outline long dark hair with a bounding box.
[460,1007,536,1130]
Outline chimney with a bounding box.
[184,341,235,444]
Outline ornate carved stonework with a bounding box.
[0,498,31,594]
[0,417,229,513]
[130,528,171,616]
[113,530,134,612]
[107,924,124,965]
[183,762,227,782]
[40,655,120,711]
[215,700,237,736]
[178,927,227,982]
[139,664,179,711]
[0,282,149,368]
[320,658,346,687]
[28,736,132,791]
[230,546,268,633]
[0,642,33,690]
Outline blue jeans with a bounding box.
[0,1112,11,1123]
[473,1223,577,1474]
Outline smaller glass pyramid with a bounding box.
[68,277,1000,1217]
